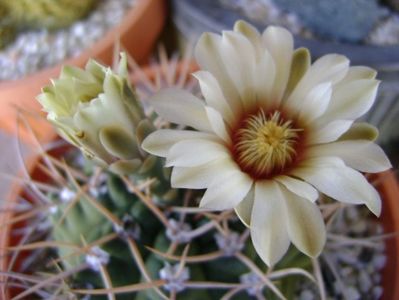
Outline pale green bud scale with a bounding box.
[99,125,139,160]
[37,53,148,175]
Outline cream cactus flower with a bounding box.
[142,21,391,266]
[37,53,148,175]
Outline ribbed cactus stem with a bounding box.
[129,155,178,203]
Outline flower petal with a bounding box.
[73,98,117,162]
[251,181,290,266]
[339,66,377,82]
[199,171,253,210]
[293,157,381,216]
[193,71,235,125]
[171,157,237,189]
[205,107,232,144]
[150,88,212,132]
[109,159,141,175]
[234,20,262,58]
[275,175,319,202]
[195,32,242,113]
[142,129,217,157]
[221,31,257,111]
[281,186,326,258]
[297,82,332,122]
[338,122,379,141]
[322,79,379,122]
[284,47,311,99]
[76,79,133,136]
[235,186,255,227]
[85,59,106,81]
[254,49,276,104]
[308,140,391,173]
[99,125,139,160]
[103,73,139,128]
[261,26,294,104]
[287,54,349,108]
[309,120,353,144]
[166,139,229,167]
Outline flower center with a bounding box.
[232,110,302,179]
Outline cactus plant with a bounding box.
[0,25,15,50]
[11,147,316,300]
[1,22,394,300]
[0,0,96,30]
[31,52,316,299]
[0,3,15,49]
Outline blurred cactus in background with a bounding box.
[0,0,96,50]
[0,0,97,30]
[0,3,15,49]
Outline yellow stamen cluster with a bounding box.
[234,110,301,178]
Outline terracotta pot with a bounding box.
[378,171,399,300]
[0,0,167,144]
[0,142,71,298]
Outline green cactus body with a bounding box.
[0,25,15,49]
[42,153,319,300]
[49,179,142,299]
[0,0,96,30]
[49,192,113,269]
[0,3,15,49]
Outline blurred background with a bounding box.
[0,0,398,199]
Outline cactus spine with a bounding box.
[43,154,312,299]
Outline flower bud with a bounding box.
[37,53,148,174]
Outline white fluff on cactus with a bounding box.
[142,20,392,266]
